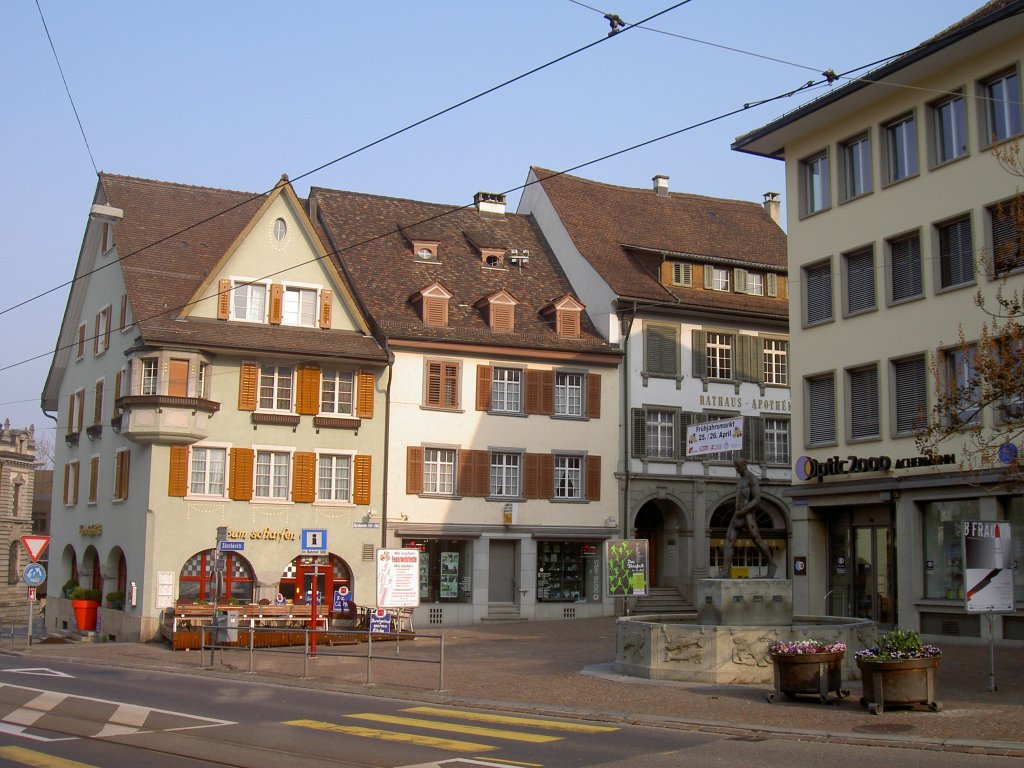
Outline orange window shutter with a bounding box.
[122,450,131,499]
[425,362,441,406]
[89,458,99,502]
[238,362,258,411]
[292,451,316,503]
[538,453,554,499]
[93,381,103,425]
[524,369,542,415]
[406,447,424,494]
[296,367,320,416]
[120,293,128,328]
[94,313,100,354]
[319,288,333,329]
[217,279,231,320]
[523,453,539,499]
[457,450,475,497]
[473,451,489,497]
[229,448,254,501]
[353,455,372,505]
[356,371,375,418]
[67,393,75,434]
[168,445,189,497]
[586,373,601,418]
[268,283,284,324]
[104,308,111,348]
[63,464,71,505]
[476,365,492,411]
[540,370,555,416]
[660,260,673,285]
[114,371,122,403]
[585,455,601,501]
[71,464,79,505]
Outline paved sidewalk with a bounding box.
[5,617,1024,757]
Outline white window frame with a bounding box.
[555,372,584,417]
[95,305,112,356]
[281,283,319,327]
[710,267,731,292]
[491,367,523,414]
[764,418,790,465]
[316,451,354,504]
[800,150,830,216]
[762,339,789,386]
[489,451,522,498]
[554,454,583,500]
[840,132,872,201]
[705,332,733,379]
[254,447,293,501]
[231,279,268,323]
[980,68,1022,147]
[140,358,159,396]
[259,364,294,412]
[189,444,228,498]
[930,91,968,166]
[883,112,918,184]
[320,369,355,416]
[645,410,676,459]
[423,447,457,496]
[944,344,981,427]
[745,272,764,296]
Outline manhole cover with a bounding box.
[852,723,916,734]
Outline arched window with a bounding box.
[178,550,254,603]
[7,542,19,584]
[708,504,787,578]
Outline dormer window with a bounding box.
[412,240,440,262]
[412,282,452,326]
[541,294,585,339]
[660,260,692,287]
[475,291,518,333]
[480,248,505,269]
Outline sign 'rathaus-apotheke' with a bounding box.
[795,452,957,482]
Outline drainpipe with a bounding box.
[380,350,395,550]
[620,307,636,542]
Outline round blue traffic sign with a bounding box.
[23,563,46,587]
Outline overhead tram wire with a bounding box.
[1,67,846,376]
[35,0,97,176]
[0,0,694,320]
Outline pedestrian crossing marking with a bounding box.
[0,745,96,766]
[403,706,619,734]
[346,713,561,743]
[285,719,496,753]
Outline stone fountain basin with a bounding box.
[615,614,877,685]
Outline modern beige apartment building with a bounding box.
[734,0,1024,640]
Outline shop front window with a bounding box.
[177,550,254,603]
[403,539,472,603]
[536,541,601,602]
[922,499,980,600]
[1003,497,1024,599]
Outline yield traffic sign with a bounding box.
[20,536,50,563]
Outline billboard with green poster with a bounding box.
[605,539,649,597]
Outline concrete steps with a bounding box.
[481,604,528,623]
[631,587,692,615]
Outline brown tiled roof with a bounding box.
[310,188,618,356]
[530,168,788,316]
[99,174,386,363]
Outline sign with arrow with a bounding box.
[20,536,50,563]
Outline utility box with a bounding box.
[214,612,238,643]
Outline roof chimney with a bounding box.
[652,175,670,197]
[474,192,506,217]
[763,192,781,224]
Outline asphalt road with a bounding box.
[0,658,1019,768]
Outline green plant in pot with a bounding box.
[70,587,102,602]
[106,591,125,610]
[855,629,942,715]
[61,579,79,598]
[766,638,849,704]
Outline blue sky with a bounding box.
[0,0,982,440]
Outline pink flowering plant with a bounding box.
[767,638,847,655]
[854,629,941,662]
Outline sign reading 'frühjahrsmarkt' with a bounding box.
[686,417,743,457]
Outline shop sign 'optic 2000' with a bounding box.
[795,452,956,482]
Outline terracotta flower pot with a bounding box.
[71,599,100,631]
[767,651,848,703]
[857,657,941,714]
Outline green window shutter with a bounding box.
[691,330,707,378]
[744,416,764,464]
[645,325,678,375]
[703,265,714,289]
[735,335,758,382]
[767,273,778,297]
[734,268,747,293]
[679,412,697,459]
[631,408,646,457]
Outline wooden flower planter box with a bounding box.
[767,651,849,704]
[857,657,942,715]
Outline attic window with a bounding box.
[423,296,448,325]
[101,222,115,255]
[413,241,440,262]
[557,308,581,338]
[273,218,287,241]
[476,291,518,333]
[481,248,505,269]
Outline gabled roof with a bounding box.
[98,174,383,361]
[311,187,618,357]
[529,168,787,315]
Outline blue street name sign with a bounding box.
[218,541,245,551]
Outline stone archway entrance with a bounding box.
[634,497,687,590]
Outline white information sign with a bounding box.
[376,548,421,608]
[963,522,1015,613]
[686,416,744,457]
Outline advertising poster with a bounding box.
[685,417,743,457]
[963,522,1014,613]
[605,539,649,597]
[440,552,459,599]
[376,548,421,608]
